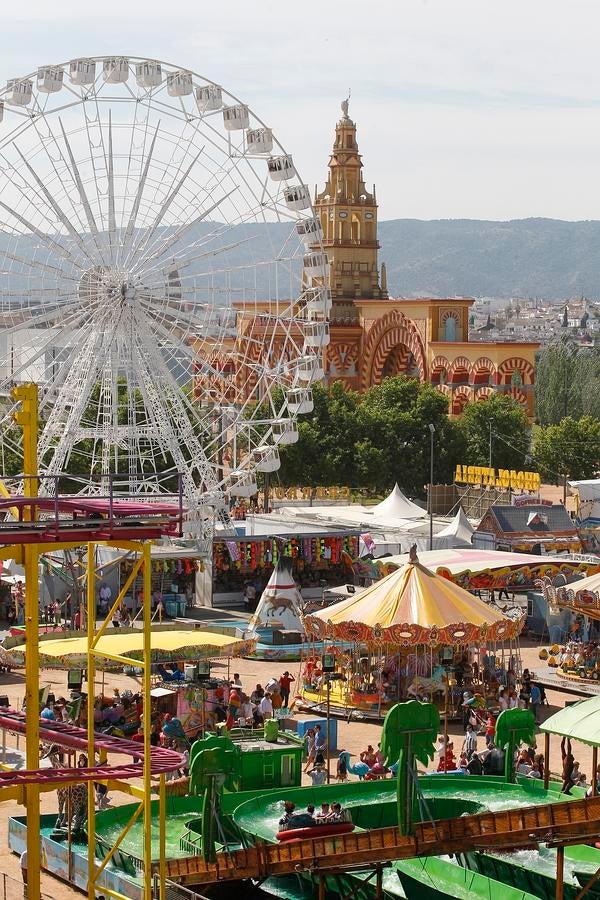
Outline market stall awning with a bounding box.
[304,551,524,646]
[8,629,255,668]
[377,548,599,590]
[540,696,600,747]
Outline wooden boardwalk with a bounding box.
[164,793,600,885]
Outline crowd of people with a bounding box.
[208,670,296,730]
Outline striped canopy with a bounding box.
[304,556,524,646]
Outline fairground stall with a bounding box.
[7,629,254,738]
[212,532,360,606]
[301,548,524,720]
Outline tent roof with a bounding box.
[434,507,474,545]
[247,557,303,634]
[305,554,523,646]
[382,547,576,575]
[8,629,254,669]
[370,484,427,520]
[540,696,600,747]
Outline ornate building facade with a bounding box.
[198,103,538,417]
[316,102,538,415]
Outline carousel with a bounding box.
[538,569,600,682]
[300,546,525,720]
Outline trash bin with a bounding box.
[164,599,178,618]
[177,599,187,617]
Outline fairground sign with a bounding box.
[454,465,541,491]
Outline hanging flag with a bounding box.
[226,541,240,562]
[361,532,376,552]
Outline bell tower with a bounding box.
[315,100,387,302]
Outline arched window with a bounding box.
[444,315,457,342]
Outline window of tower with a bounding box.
[346,134,353,148]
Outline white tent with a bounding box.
[433,507,474,548]
[246,557,304,635]
[369,484,427,520]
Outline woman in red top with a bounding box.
[485,714,496,748]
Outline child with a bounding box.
[485,714,496,748]
[463,723,477,760]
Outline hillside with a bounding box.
[378,217,600,300]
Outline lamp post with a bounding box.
[428,423,435,551]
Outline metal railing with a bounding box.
[0,871,53,900]
[153,877,211,900]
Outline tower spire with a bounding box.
[314,104,385,301]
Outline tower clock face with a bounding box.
[365,212,374,220]
[339,211,348,219]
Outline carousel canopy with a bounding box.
[378,547,598,590]
[8,629,254,669]
[304,550,524,646]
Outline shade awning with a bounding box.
[8,629,255,669]
[540,696,600,747]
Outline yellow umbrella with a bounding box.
[8,629,255,669]
[305,552,523,646]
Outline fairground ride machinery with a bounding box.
[0,383,184,900]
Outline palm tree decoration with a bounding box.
[494,707,536,783]
[381,700,440,836]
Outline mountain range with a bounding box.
[378,217,600,300]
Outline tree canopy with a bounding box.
[535,337,600,424]
[457,393,532,472]
[533,416,600,483]
[274,376,468,498]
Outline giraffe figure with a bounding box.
[42,743,88,838]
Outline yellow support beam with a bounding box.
[12,384,41,900]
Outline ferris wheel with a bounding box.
[0,56,330,537]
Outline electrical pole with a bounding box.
[489,420,492,470]
[428,424,435,551]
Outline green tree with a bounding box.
[276,381,362,487]
[533,416,600,483]
[535,337,600,424]
[458,393,531,471]
[356,377,465,495]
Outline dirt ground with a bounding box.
[0,638,590,897]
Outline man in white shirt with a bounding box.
[259,692,273,720]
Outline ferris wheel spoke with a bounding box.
[58,118,107,260]
[132,187,239,276]
[121,121,161,256]
[124,145,205,271]
[107,112,117,261]
[14,147,94,263]
[0,197,83,270]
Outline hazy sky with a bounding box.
[3,0,600,221]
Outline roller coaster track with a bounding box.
[0,711,182,787]
[165,793,600,885]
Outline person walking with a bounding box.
[530,682,542,724]
[314,723,326,765]
[279,671,295,708]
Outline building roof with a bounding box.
[484,504,576,535]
